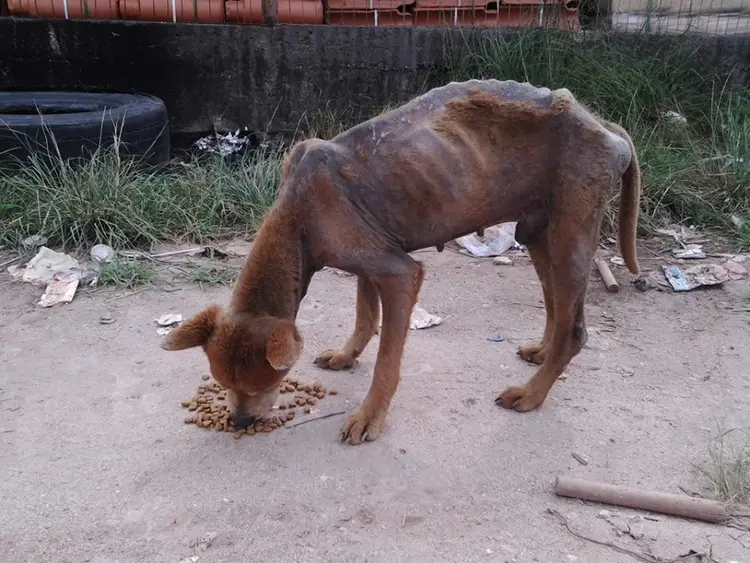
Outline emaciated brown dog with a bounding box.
[162,79,641,445]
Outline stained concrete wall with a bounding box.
[1,17,750,137]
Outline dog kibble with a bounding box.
[329,389,338,395]
[180,376,333,436]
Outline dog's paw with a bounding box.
[517,343,546,365]
[314,348,358,371]
[495,384,545,412]
[340,407,386,445]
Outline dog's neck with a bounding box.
[230,205,313,319]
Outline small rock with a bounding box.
[99,313,115,325]
[189,532,217,552]
[634,274,658,292]
[571,452,589,466]
[492,256,512,266]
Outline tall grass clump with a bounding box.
[444,29,750,248]
[698,424,750,505]
[0,140,283,252]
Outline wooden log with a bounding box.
[594,258,619,293]
[554,475,728,524]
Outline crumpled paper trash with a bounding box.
[673,244,705,260]
[155,313,183,335]
[377,303,442,331]
[8,246,89,307]
[456,223,520,257]
[663,264,729,291]
[409,304,442,330]
[38,276,80,308]
[722,259,748,280]
[11,246,80,286]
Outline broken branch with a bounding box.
[595,258,620,293]
[554,475,728,524]
[284,410,346,429]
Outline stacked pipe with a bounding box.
[326,0,413,26]
[6,0,576,26]
[412,0,580,29]
[6,0,323,21]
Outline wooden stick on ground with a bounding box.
[554,475,728,524]
[284,410,346,429]
[595,258,620,293]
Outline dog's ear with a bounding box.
[161,305,222,351]
[266,320,303,371]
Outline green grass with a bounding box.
[1,30,748,252]
[697,423,750,505]
[181,262,240,287]
[443,29,750,249]
[0,143,283,252]
[97,258,156,288]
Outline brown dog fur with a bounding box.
[162,79,641,445]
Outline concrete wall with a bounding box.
[2,17,750,137]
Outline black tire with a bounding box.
[0,91,170,167]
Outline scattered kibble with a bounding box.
[179,376,335,437]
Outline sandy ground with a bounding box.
[1,245,749,563]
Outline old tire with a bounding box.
[0,91,170,167]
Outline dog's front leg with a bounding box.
[314,276,380,371]
[340,259,425,445]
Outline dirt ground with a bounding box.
[1,244,749,563]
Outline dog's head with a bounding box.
[161,305,303,427]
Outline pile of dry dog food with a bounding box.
[180,375,337,439]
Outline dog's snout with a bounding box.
[229,412,256,429]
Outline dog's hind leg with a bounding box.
[314,276,380,370]
[496,216,600,412]
[517,239,554,366]
[341,254,424,444]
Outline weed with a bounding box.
[697,423,750,505]
[97,259,156,288]
[0,137,283,252]
[181,262,239,287]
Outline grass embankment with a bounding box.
[1,30,748,255]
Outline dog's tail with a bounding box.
[608,122,641,275]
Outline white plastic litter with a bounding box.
[455,222,519,257]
